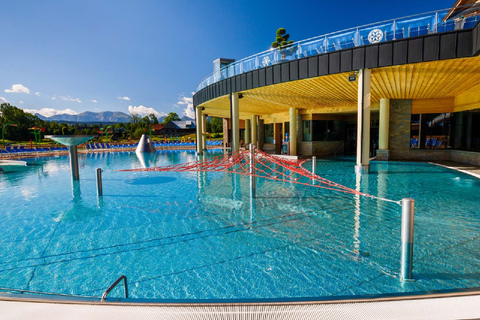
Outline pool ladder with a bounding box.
[101,275,128,301]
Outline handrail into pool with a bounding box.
[101,275,129,301]
[195,4,480,92]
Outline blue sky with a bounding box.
[0,0,453,119]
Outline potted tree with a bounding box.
[271,28,295,62]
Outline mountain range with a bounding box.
[35,111,194,124]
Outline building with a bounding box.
[159,120,196,138]
[193,3,480,171]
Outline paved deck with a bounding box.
[430,161,480,179]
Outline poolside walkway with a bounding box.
[430,161,480,179]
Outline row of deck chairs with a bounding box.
[0,145,69,156]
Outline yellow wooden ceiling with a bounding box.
[199,55,480,119]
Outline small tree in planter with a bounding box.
[271,28,294,60]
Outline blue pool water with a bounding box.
[0,150,480,300]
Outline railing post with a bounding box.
[393,20,397,40]
[96,168,103,197]
[311,156,316,175]
[400,197,415,281]
[249,144,256,198]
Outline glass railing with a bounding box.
[196,6,480,92]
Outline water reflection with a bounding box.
[136,152,158,168]
[53,180,102,222]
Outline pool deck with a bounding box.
[430,161,480,179]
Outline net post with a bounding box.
[96,168,103,197]
[312,156,316,175]
[249,144,256,198]
[400,197,415,281]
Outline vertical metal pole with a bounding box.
[69,145,80,180]
[96,168,103,197]
[249,144,256,198]
[400,197,415,281]
[311,156,316,175]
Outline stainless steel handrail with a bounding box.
[101,275,129,302]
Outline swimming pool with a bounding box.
[0,150,479,300]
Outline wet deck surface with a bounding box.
[431,161,480,179]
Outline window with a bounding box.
[410,113,451,149]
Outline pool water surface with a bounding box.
[0,150,479,300]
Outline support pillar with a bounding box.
[355,68,371,174]
[377,98,390,161]
[289,107,297,156]
[245,119,251,146]
[201,113,207,151]
[195,106,203,154]
[231,93,240,152]
[69,145,80,180]
[258,118,265,150]
[251,115,258,147]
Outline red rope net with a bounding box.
[117,148,378,198]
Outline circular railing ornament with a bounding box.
[368,29,384,43]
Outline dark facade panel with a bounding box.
[423,35,439,61]
[329,52,340,74]
[318,54,329,75]
[473,23,480,55]
[408,38,423,63]
[252,70,259,88]
[393,40,408,65]
[299,59,308,79]
[215,83,220,97]
[241,74,247,91]
[290,60,299,80]
[352,48,365,70]
[259,68,266,87]
[266,66,274,85]
[439,33,456,60]
[308,56,318,77]
[246,73,253,90]
[281,62,290,82]
[457,30,472,58]
[221,80,227,96]
[378,43,393,67]
[273,65,281,83]
[365,46,378,68]
[226,78,231,94]
[340,50,352,72]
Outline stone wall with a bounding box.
[451,150,480,166]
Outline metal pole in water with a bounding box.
[312,156,316,175]
[96,168,103,197]
[69,145,80,180]
[249,144,256,198]
[400,197,415,280]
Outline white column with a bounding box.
[251,115,258,147]
[245,119,251,146]
[231,93,240,152]
[289,107,297,156]
[355,68,371,174]
[195,106,203,154]
[379,98,390,150]
[201,113,207,151]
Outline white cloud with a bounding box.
[35,92,41,96]
[118,96,131,101]
[5,84,30,94]
[128,105,166,118]
[19,101,24,104]
[91,99,98,103]
[176,93,195,119]
[22,108,79,117]
[60,96,81,103]
[0,97,8,103]
[52,96,57,100]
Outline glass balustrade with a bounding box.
[196,6,480,92]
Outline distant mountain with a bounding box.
[181,116,195,121]
[37,111,132,124]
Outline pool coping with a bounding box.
[430,161,480,180]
